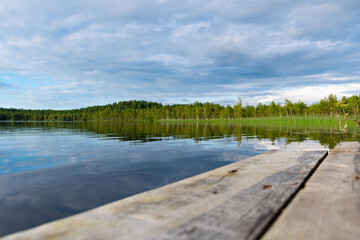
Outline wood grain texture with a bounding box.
[1,150,327,240]
[263,142,360,240]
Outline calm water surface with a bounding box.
[0,121,358,236]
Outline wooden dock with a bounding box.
[1,142,359,240]
[263,141,360,239]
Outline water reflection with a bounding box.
[2,120,358,144]
[0,121,358,236]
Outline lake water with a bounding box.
[0,121,358,236]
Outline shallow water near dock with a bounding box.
[0,121,359,236]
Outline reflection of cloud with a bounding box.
[254,139,328,151]
[255,141,281,151]
[0,1,360,108]
[282,141,329,151]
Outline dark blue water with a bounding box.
[0,121,335,236]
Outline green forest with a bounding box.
[0,94,359,123]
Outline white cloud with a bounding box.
[146,54,190,66]
[0,0,359,108]
[303,73,360,82]
[279,83,360,103]
[248,83,360,105]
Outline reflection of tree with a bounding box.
[2,121,358,149]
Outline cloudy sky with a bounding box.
[1,0,360,109]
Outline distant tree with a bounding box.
[285,99,293,117]
[234,97,242,119]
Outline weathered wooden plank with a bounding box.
[263,142,360,240]
[1,150,327,240]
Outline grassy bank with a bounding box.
[160,115,356,124]
[159,116,359,133]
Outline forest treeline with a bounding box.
[0,94,359,121]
